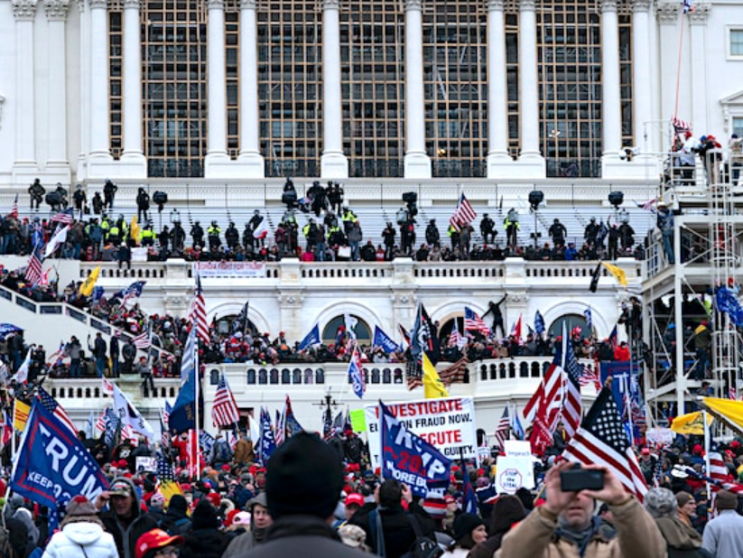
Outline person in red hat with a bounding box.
[134,529,184,558]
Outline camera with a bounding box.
[560,464,604,492]
[153,191,168,213]
[402,192,418,205]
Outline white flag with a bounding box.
[10,348,32,384]
[45,225,70,258]
[112,383,156,440]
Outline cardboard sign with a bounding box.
[646,427,675,446]
[495,456,534,494]
[135,456,157,473]
[365,398,477,470]
[503,440,532,458]
[350,409,367,433]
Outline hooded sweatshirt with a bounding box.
[41,522,119,558]
[99,477,159,558]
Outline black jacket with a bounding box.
[180,527,231,558]
[350,501,436,558]
[241,515,366,558]
[99,477,159,558]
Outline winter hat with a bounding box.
[168,494,188,515]
[422,492,447,520]
[232,511,251,526]
[675,491,693,508]
[62,495,102,526]
[644,488,678,519]
[453,513,486,542]
[715,490,738,511]
[192,499,220,529]
[265,432,343,520]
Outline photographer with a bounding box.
[497,461,664,558]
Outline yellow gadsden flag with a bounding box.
[130,216,141,246]
[670,410,713,436]
[422,353,449,399]
[13,399,31,432]
[79,266,101,296]
[601,262,628,288]
[702,397,743,436]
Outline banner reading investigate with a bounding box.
[365,397,477,470]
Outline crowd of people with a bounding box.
[2,406,743,558]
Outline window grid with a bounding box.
[537,0,603,178]
[109,2,123,159]
[619,9,633,148]
[732,29,743,57]
[225,1,240,157]
[423,0,488,178]
[340,0,406,178]
[258,0,323,178]
[141,0,208,177]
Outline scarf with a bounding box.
[556,515,600,557]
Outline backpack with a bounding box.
[368,509,443,558]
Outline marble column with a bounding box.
[88,0,114,167]
[237,0,265,177]
[44,0,71,181]
[632,0,654,154]
[120,0,147,174]
[657,2,681,152]
[11,0,40,180]
[320,0,348,178]
[486,0,511,177]
[204,0,230,174]
[517,0,545,176]
[403,0,431,178]
[600,0,623,177]
[688,5,710,134]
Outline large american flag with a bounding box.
[9,194,18,219]
[464,307,491,336]
[563,388,648,503]
[524,350,565,429]
[494,407,510,448]
[449,193,477,233]
[37,386,77,434]
[132,331,151,350]
[708,451,743,494]
[50,209,74,225]
[448,320,465,348]
[561,336,583,439]
[191,271,210,344]
[212,374,240,428]
[24,250,43,287]
[406,359,423,390]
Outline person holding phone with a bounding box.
[497,461,665,558]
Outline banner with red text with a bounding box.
[193,262,266,278]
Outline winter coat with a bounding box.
[239,515,366,558]
[350,501,437,558]
[496,497,665,558]
[654,517,709,558]
[42,522,118,558]
[180,528,231,558]
[99,477,159,558]
[702,510,743,558]
[234,438,254,464]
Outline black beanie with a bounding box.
[453,513,486,542]
[266,432,343,520]
[192,499,220,529]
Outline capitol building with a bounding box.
[0,0,740,437]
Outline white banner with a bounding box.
[494,456,535,494]
[194,262,266,278]
[646,427,675,446]
[365,397,478,470]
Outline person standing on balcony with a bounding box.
[110,330,121,378]
[103,179,118,211]
[136,188,150,223]
[28,178,45,211]
[480,213,496,244]
[65,335,83,378]
[504,209,519,250]
[482,294,508,339]
[382,222,396,261]
[89,332,107,378]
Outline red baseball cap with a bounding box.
[345,493,364,508]
[135,529,184,558]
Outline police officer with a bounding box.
[207,220,222,250]
[341,206,357,234]
[327,181,344,213]
[92,192,104,215]
[504,208,520,250]
[303,218,318,252]
[28,178,46,211]
[308,181,326,217]
[191,221,205,248]
[140,223,156,247]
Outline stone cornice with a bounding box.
[656,2,680,23]
[519,0,536,9]
[600,0,617,13]
[207,0,223,10]
[322,0,339,8]
[12,0,38,20]
[687,3,710,24]
[44,0,70,19]
[404,0,422,10]
[487,0,505,11]
[122,0,140,9]
[88,0,108,9]
[631,0,652,12]
[239,0,256,9]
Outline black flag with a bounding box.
[589,262,602,293]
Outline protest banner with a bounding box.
[365,397,477,470]
[645,427,675,446]
[503,440,532,458]
[349,409,367,432]
[136,456,157,473]
[194,261,266,278]
[494,455,535,494]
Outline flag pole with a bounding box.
[703,409,712,515]
[193,328,200,481]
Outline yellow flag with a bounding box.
[130,216,140,245]
[79,266,101,296]
[702,397,743,436]
[601,262,627,287]
[159,482,183,507]
[13,399,31,432]
[422,353,449,399]
[670,411,713,435]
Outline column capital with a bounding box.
[123,0,140,9]
[12,0,38,19]
[487,0,504,11]
[44,0,70,19]
[599,0,617,13]
[688,3,710,24]
[656,2,680,23]
[322,0,339,8]
[631,0,652,12]
[404,0,422,11]
[519,0,536,11]
[239,0,256,9]
[207,0,224,10]
[88,0,107,9]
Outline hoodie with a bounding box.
[41,522,119,558]
[99,477,159,558]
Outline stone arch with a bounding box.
[538,300,610,339]
[207,302,270,335]
[314,301,384,343]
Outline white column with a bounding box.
[204,0,230,174]
[11,0,40,181]
[44,0,71,182]
[88,0,114,169]
[237,0,264,177]
[632,0,653,154]
[321,0,348,178]
[403,0,431,179]
[600,0,623,176]
[688,5,710,134]
[119,0,147,175]
[517,0,544,176]
[657,2,680,152]
[486,0,512,177]
[77,0,90,178]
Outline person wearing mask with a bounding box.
[42,495,118,558]
[222,493,273,558]
[496,461,665,558]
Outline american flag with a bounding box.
[163,401,172,426]
[438,357,469,386]
[448,320,465,348]
[636,199,657,212]
[561,334,584,439]
[275,407,286,446]
[102,377,114,395]
[95,408,111,432]
[449,193,477,233]
[180,326,196,381]
[116,281,147,306]
[608,325,618,351]
[37,386,77,434]
[705,452,743,494]
[672,115,691,134]
[191,271,210,344]
[494,407,510,448]
[9,194,19,219]
[24,249,43,287]
[464,307,491,336]
[212,374,240,428]
[157,453,176,483]
[50,209,74,225]
[524,343,566,429]
[579,366,602,392]
[563,388,648,503]
[132,331,151,350]
[406,358,423,390]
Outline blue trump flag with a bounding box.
[599,361,640,419]
[298,323,321,351]
[348,348,366,399]
[534,311,545,336]
[380,401,451,497]
[169,368,196,435]
[0,323,22,340]
[716,286,743,326]
[461,463,479,515]
[11,399,109,517]
[373,326,402,353]
[584,308,593,331]
[259,407,277,464]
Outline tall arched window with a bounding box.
[548,313,589,340]
[321,315,372,345]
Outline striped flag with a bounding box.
[406,359,423,390]
[707,452,743,494]
[95,408,111,432]
[579,366,602,392]
[608,325,618,351]
[24,248,43,287]
[563,388,648,503]
[50,208,74,225]
[37,386,77,434]
[212,374,240,428]
[464,307,491,336]
[275,406,286,446]
[494,407,510,448]
[672,115,691,133]
[561,332,584,439]
[9,194,18,219]
[180,327,196,381]
[102,377,114,395]
[729,387,737,401]
[191,271,210,344]
[448,320,465,348]
[636,199,657,212]
[132,331,151,350]
[449,193,477,233]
